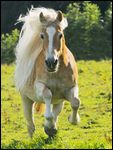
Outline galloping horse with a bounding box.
[15,7,80,137]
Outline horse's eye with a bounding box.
[40,33,44,39]
[59,33,62,39]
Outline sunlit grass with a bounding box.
[1,60,112,149]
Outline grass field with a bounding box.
[1,60,112,149]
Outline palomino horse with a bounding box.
[15,7,80,137]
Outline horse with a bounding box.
[15,7,80,138]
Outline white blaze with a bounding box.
[46,26,56,58]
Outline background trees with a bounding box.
[65,2,112,60]
[1,1,112,63]
[1,1,111,33]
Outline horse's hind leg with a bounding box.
[21,94,35,138]
[53,102,64,128]
[65,85,80,124]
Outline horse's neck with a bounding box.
[62,42,69,67]
[62,42,78,82]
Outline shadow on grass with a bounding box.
[1,136,58,149]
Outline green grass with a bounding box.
[1,60,112,149]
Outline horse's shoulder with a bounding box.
[66,48,78,82]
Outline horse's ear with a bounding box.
[40,12,46,23]
[56,11,63,22]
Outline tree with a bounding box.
[65,1,112,60]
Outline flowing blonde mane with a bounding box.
[15,7,68,91]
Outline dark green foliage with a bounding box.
[1,2,112,64]
[1,29,19,64]
[65,2,112,60]
[1,1,111,33]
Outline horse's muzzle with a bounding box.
[45,58,58,72]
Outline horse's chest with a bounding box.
[47,78,64,90]
[46,79,63,100]
[46,77,71,99]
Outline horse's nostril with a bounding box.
[45,59,50,66]
[54,59,57,65]
[45,60,48,65]
[45,58,58,70]
[45,59,51,68]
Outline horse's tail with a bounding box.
[34,103,45,113]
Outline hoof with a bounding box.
[44,126,57,137]
[68,114,80,125]
[27,125,35,138]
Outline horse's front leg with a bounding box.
[65,85,80,124]
[43,88,57,137]
[35,82,56,137]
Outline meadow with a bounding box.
[1,60,112,149]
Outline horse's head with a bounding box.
[39,11,65,73]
